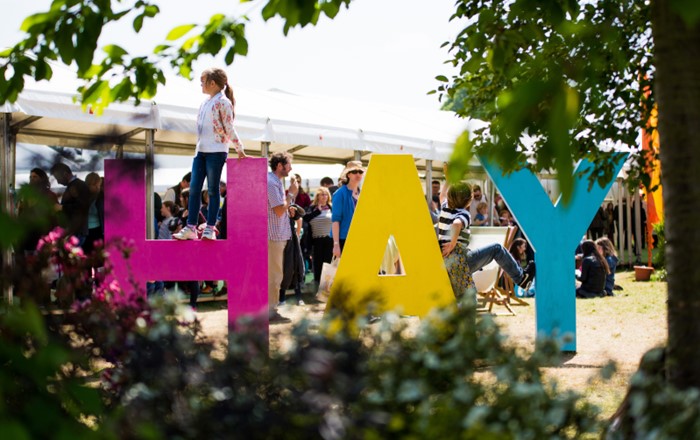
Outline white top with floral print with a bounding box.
[196,91,244,154]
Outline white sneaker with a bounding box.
[173,226,197,240]
[298,300,305,306]
[202,227,217,241]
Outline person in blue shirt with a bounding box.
[331,161,364,257]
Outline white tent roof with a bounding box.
[5,64,476,169]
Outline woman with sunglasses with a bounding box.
[331,161,365,257]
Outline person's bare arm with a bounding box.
[332,222,341,257]
[272,178,298,217]
[441,222,463,257]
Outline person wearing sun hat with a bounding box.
[331,160,365,257]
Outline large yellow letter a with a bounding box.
[329,155,454,316]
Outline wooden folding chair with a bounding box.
[470,227,516,316]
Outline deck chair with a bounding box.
[470,227,516,315]
[497,226,530,307]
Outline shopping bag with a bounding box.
[316,257,339,302]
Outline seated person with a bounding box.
[596,237,619,296]
[575,240,610,298]
[439,183,536,304]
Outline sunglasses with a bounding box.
[348,170,364,175]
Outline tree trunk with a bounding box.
[651,0,700,389]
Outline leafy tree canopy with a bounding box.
[0,0,350,112]
[435,0,660,202]
[2,0,699,201]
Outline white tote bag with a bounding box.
[316,257,339,302]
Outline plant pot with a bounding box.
[634,265,654,282]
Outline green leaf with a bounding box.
[224,47,236,65]
[144,4,159,17]
[447,130,474,183]
[103,44,128,60]
[54,26,75,64]
[179,64,192,79]
[181,35,201,51]
[166,24,196,41]
[201,34,223,55]
[20,12,52,33]
[34,60,53,81]
[233,36,249,57]
[321,1,341,18]
[153,44,170,54]
[133,14,144,32]
[75,12,103,74]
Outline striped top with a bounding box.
[308,207,332,238]
[267,172,291,241]
[437,206,471,246]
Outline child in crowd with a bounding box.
[472,201,489,226]
[596,237,618,296]
[439,183,535,305]
[174,67,246,241]
[576,240,610,298]
[158,201,179,240]
[499,209,513,226]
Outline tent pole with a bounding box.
[626,192,633,264]
[634,189,642,262]
[425,160,433,205]
[354,150,361,162]
[261,141,270,158]
[1,113,13,303]
[146,129,155,239]
[616,181,624,264]
[489,177,496,226]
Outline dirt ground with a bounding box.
[196,270,667,416]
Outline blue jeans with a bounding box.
[188,152,227,226]
[467,243,524,283]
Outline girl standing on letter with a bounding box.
[174,67,246,241]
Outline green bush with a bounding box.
[93,294,602,439]
[4,223,698,439]
[653,220,665,268]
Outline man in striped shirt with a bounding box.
[268,152,297,320]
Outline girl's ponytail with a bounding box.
[224,81,235,119]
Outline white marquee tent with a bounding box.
[0,64,479,273]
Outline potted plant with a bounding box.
[633,216,656,281]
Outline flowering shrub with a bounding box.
[34,227,100,305]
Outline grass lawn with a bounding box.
[493,268,668,419]
[197,266,668,422]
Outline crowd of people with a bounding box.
[14,66,641,313]
[15,163,105,304]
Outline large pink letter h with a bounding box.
[104,158,268,328]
